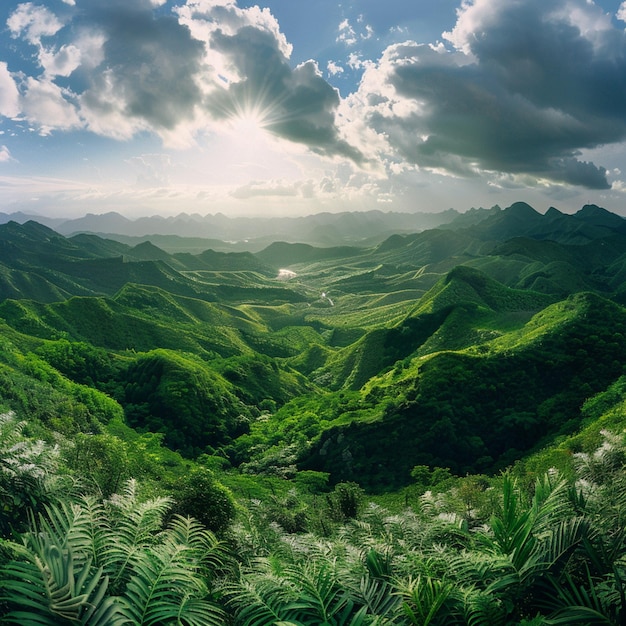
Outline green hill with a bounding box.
[3,201,626,492]
[298,291,626,488]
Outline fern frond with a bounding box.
[225,573,295,626]
[120,541,223,626]
[102,482,172,588]
[163,514,231,579]
[0,534,126,625]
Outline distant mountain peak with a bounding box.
[545,206,563,218]
[575,204,626,229]
[506,201,540,217]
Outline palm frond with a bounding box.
[539,565,618,625]
[282,561,350,623]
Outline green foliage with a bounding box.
[0,412,63,536]
[326,482,365,522]
[36,339,120,391]
[121,349,251,456]
[169,467,237,534]
[8,209,626,623]
[0,480,227,625]
[295,470,331,494]
[66,432,131,497]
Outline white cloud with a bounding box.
[7,3,64,45]
[0,146,12,162]
[618,2,626,21]
[22,77,81,133]
[39,44,82,77]
[340,0,626,190]
[337,19,357,46]
[0,63,20,118]
[327,60,344,76]
[127,154,174,187]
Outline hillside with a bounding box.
[1,201,626,491]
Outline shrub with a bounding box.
[170,467,236,534]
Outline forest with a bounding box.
[2,201,626,623]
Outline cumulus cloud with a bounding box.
[7,2,64,45]
[22,77,81,133]
[2,0,363,161]
[342,0,626,189]
[0,63,20,118]
[180,2,364,161]
[3,0,622,192]
[39,44,82,77]
[77,0,206,136]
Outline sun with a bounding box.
[222,102,280,163]
[226,99,273,137]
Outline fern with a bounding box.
[120,543,224,625]
[395,574,454,626]
[117,511,227,626]
[225,568,296,626]
[101,480,172,590]
[0,520,126,625]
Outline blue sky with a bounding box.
[1,0,626,219]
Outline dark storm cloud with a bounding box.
[78,0,205,130]
[208,26,364,162]
[356,0,626,188]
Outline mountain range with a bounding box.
[1,200,626,488]
[0,207,463,249]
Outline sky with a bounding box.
[1,0,626,219]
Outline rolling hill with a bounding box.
[1,201,626,493]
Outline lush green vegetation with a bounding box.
[2,408,626,624]
[2,203,626,622]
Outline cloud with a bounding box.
[7,2,64,45]
[342,0,626,189]
[127,154,173,187]
[0,146,12,162]
[5,0,620,195]
[337,19,357,46]
[22,77,81,133]
[327,61,344,76]
[39,44,82,77]
[337,16,373,46]
[184,3,364,161]
[0,63,20,118]
[230,179,300,199]
[77,0,206,135]
[3,0,363,162]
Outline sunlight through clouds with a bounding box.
[0,0,626,217]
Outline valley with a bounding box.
[2,201,626,624]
